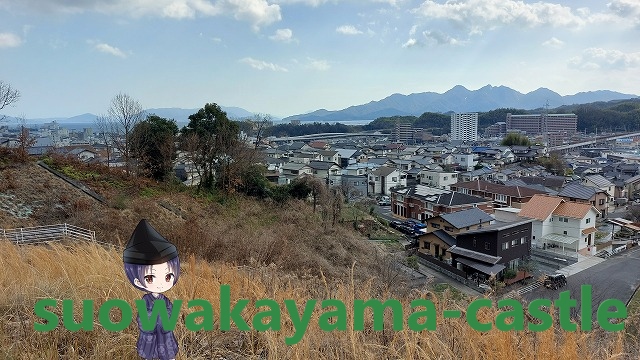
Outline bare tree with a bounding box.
[251,113,273,149]
[106,93,145,174]
[14,116,36,162]
[0,81,21,122]
[94,115,112,166]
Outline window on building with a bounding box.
[495,194,507,203]
[586,218,591,224]
[511,239,517,246]
[392,177,397,182]
[502,242,509,250]
[563,231,567,235]
[599,199,605,205]
[520,237,526,244]
[431,223,440,229]
[424,242,430,250]
[485,242,490,250]
[444,226,453,232]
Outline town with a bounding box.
[3,107,640,302]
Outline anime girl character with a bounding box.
[123,219,180,360]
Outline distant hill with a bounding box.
[282,85,638,122]
[1,106,256,125]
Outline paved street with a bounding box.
[523,246,640,317]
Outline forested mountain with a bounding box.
[263,99,640,137]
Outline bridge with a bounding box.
[271,131,388,142]
[549,131,640,152]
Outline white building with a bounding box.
[450,113,478,141]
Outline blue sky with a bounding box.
[1,0,639,119]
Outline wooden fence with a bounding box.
[1,223,96,245]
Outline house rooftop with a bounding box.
[439,207,495,229]
[557,183,597,200]
[518,194,565,221]
[430,229,457,247]
[447,245,502,264]
[457,219,533,235]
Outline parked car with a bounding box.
[389,220,402,229]
[543,274,567,290]
[377,195,391,206]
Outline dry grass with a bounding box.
[0,241,637,359]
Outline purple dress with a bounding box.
[136,293,179,360]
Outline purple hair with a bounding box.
[124,256,181,292]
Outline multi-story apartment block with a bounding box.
[506,113,577,136]
[450,113,478,141]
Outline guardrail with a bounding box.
[1,223,96,245]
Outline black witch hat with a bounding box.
[123,219,178,265]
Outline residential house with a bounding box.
[279,162,313,185]
[581,174,615,214]
[451,219,533,275]
[557,183,611,218]
[368,166,406,195]
[317,150,340,164]
[451,179,548,209]
[451,153,478,171]
[308,161,342,186]
[458,167,496,182]
[289,151,320,164]
[625,174,640,200]
[391,184,493,220]
[518,194,600,255]
[419,169,459,190]
[340,175,368,199]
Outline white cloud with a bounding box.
[411,0,604,30]
[269,28,293,42]
[3,0,281,30]
[271,0,328,6]
[423,30,463,45]
[402,38,418,48]
[336,25,363,35]
[568,48,640,70]
[93,42,128,58]
[0,32,22,48]
[239,57,288,71]
[306,58,330,71]
[542,37,565,49]
[608,0,640,20]
[409,25,418,36]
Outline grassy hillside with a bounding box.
[0,241,636,359]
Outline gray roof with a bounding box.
[282,162,310,171]
[371,166,397,177]
[308,161,339,170]
[558,183,597,200]
[440,208,494,229]
[458,219,533,235]
[430,229,457,247]
[584,174,614,188]
[434,192,491,206]
[447,245,502,264]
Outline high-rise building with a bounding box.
[394,123,414,143]
[506,113,577,135]
[450,113,478,141]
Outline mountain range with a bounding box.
[282,85,638,122]
[2,85,637,125]
[1,106,255,125]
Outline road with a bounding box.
[523,246,640,317]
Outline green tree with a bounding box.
[180,103,244,192]
[500,132,531,146]
[130,115,178,181]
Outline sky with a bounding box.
[0,0,639,119]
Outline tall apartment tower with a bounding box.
[450,113,478,141]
